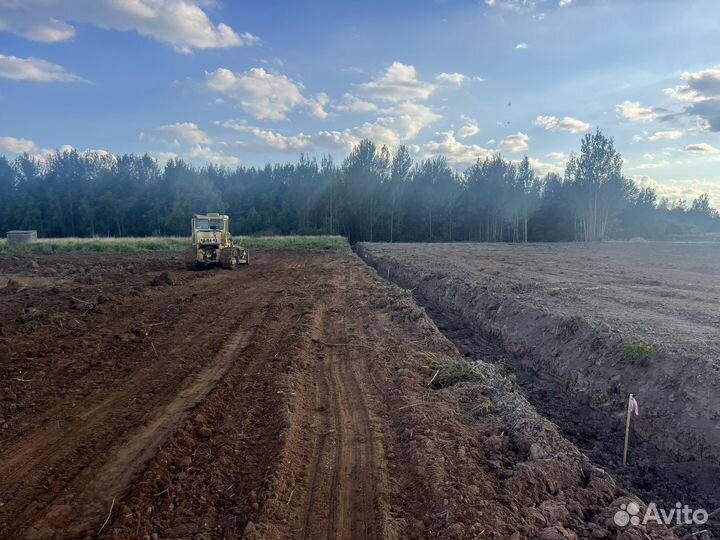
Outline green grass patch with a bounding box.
[0,235,348,254]
[239,235,348,251]
[624,342,655,356]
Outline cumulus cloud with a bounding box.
[515,43,529,50]
[325,102,442,151]
[152,151,179,164]
[187,145,241,167]
[546,151,567,161]
[616,100,661,123]
[218,101,442,155]
[630,161,670,171]
[457,119,480,139]
[158,122,212,145]
[0,135,37,154]
[527,158,563,176]
[206,67,326,121]
[665,66,720,131]
[333,93,379,113]
[435,72,466,86]
[685,143,720,154]
[647,130,684,141]
[633,175,720,206]
[249,129,313,151]
[499,132,529,152]
[0,0,256,53]
[0,53,85,82]
[358,62,435,102]
[418,131,493,167]
[534,115,590,133]
[665,66,720,104]
[559,0,573,6]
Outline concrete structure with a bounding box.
[6,230,38,244]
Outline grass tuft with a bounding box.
[419,352,485,389]
[624,342,655,356]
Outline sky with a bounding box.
[1,0,720,204]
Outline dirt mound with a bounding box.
[150,271,176,286]
[3,278,22,291]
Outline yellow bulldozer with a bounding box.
[185,213,249,269]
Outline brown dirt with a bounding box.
[0,249,674,539]
[357,241,720,538]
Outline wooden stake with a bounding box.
[623,393,634,466]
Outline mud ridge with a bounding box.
[357,243,720,537]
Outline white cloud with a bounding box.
[0,53,85,82]
[188,145,241,167]
[648,130,684,141]
[499,132,529,152]
[665,66,720,104]
[528,158,563,176]
[559,0,573,6]
[616,100,661,122]
[358,61,435,102]
[418,131,493,167]
[546,151,567,161]
[485,0,540,12]
[515,43,529,50]
[377,102,442,140]
[534,115,590,133]
[458,120,480,139]
[152,151,179,164]
[314,103,441,152]
[306,92,330,120]
[333,93,378,113]
[665,66,720,132]
[206,67,325,121]
[634,175,720,205]
[225,101,442,155]
[435,72,466,86]
[0,0,256,53]
[685,143,720,154]
[630,161,670,171]
[0,135,37,154]
[158,122,212,145]
[249,129,313,151]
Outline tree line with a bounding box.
[0,129,718,242]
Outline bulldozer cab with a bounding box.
[195,217,225,231]
[191,213,230,246]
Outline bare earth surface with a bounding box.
[358,241,720,538]
[0,248,675,539]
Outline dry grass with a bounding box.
[419,352,485,389]
[0,235,348,253]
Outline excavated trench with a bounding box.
[357,245,720,538]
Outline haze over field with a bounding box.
[1,0,720,204]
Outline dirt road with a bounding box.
[0,249,672,539]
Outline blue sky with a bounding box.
[1,0,720,203]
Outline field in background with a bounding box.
[0,235,348,253]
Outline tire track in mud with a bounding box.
[300,268,381,540]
